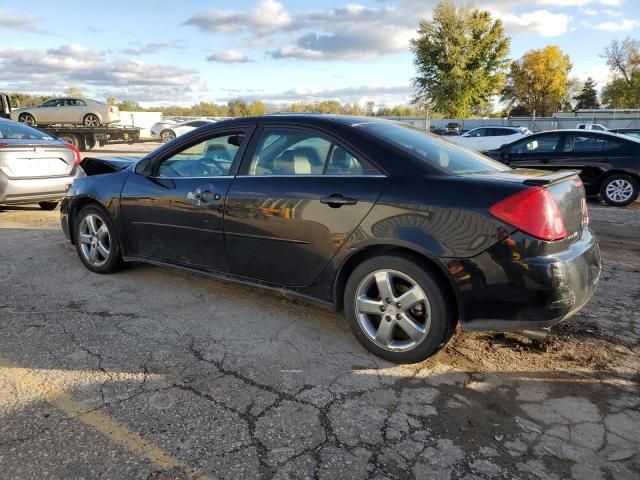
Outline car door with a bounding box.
[559,133,629,191]
[224,125,388,287]
[119,126,253,271]
[461,128,485,150]
[36,99,63,124]
[502,132,564,171]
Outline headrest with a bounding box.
[274,149,311,174]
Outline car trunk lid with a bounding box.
[0,143,75,178]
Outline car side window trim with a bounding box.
[236,124,385,177]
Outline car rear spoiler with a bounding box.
[522,170,581,187]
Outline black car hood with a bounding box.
[80,156,138,176]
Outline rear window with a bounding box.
[0,121,54,140]
[361,122,510,174]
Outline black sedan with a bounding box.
[61,115,600,363]
[487,129,640,206]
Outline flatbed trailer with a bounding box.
[39,125,141,151]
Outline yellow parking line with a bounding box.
[0,360,210,480]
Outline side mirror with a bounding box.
[135,157,153,176]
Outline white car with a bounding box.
[150,119,217,143]
[447,126,531,152]
[11,97,119,127]
[576,123,608,131]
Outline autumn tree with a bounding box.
[411,0,510,117]
[601,37,640,108]
[505,45,572,116]
[573,78,600,110]
[64,85,84,97]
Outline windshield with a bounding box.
[360,121,511,174]
[0,121,55,140]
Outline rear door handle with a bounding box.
[320,194,358,207]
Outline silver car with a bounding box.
[11,97,120,127]
[0,118,84,210]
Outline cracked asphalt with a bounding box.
[0,199,638,479]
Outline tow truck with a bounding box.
[1,92,141,151]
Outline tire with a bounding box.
[74,205,123,274]
[59,133,80,149]
[83,113,100,127]
[343,255,453,364]
[18,113,36,126]
[38,201,59,211]
[160,129,176,143]
[600,174,639,206]
[86,138,96,150]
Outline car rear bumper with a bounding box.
[451,228,601,332]
[0,167,84,205]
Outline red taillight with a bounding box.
[489,187,567,241]
[109,106,114,113]
[64,142,82,165]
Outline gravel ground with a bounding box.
[0,198,638,480]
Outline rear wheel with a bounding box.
[18,113,36,126]
[59,133,80,149]
[74,205,123,273]
[83,114,100,127]
[600,174,639,206]
[38,201,58,211]
[344,255,453,363]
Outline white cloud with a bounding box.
[0,44,200,101]
[0,9,51,34]
[206,50,252,63]
[183,0,291,34]
[595,18,640,31]
[501,10,572,37]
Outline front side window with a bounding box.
[156,132,245,178]
[42,99,62,108]
[509,134,561,154]
[467,128,487,138]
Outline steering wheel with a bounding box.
[186,157,224,177]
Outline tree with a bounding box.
[64,85,84,97]
[118,100,141,111]
[411,0,510,117]
[601,37,640,108]
[505,45,572,116]
[573,78,600,110]
[106,96,118,106]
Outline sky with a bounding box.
[1,0,639,107]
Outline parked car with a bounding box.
[610,128,640,140]
[576,123,608,131]
[0,118,84,210]
[150,119,217,143]
[11,98,119,127]
[61,115,600,363]
[444,122,462,135]
[487,129,640,206]
[446,126,531,152]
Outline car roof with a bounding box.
[208,114,396,129]
[529,128,640,144]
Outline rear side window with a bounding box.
[509,134,561,154]
[563,135,624,153]
[494,128,517,136]
[361,121,510,174]
[246,128,379,176]
[467,128,487,137]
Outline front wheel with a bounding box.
[344,255,453,364]
[74,205,123,273]
[18,113,36,126]
[600,174,639,206]
[160,129,176,143]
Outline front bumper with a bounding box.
[0,167,84,205]
[450,228,601,332]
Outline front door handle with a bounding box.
[320,194,358,208]
[187,188,222,206]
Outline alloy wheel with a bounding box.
[605,179,634,203]
[84,115,99,127]
[355,269,431,352]
[19,114,35,126]
[78,213,111,267]
[161,130,176,143]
